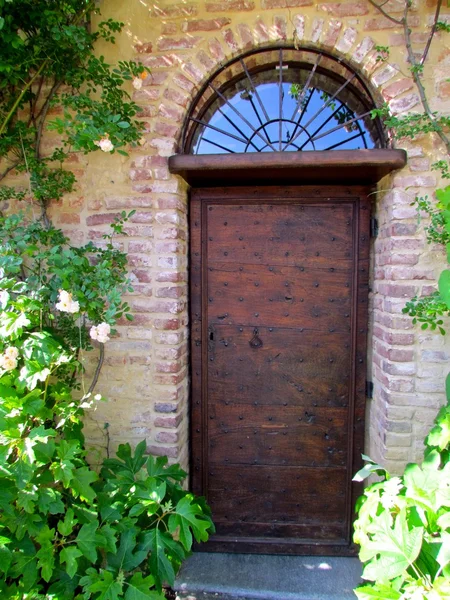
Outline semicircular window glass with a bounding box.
[184,48,384,154]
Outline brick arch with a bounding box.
[146,20,411,155]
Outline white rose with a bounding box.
[4,346,19,360]
[94,135,114,153]
[55,290,80,314]
[132,77,143,90]
[90,322,111,344]
[1,356,17,371]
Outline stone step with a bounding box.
[174,553,362,600]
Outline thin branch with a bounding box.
[402,3,450,155]
[367,0,404,25]
[0,59,49,137]
[35,80,63,159]
[0,160,21,182]
[420,0,443,65]
[87,343,105,397]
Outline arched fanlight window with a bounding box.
[181,47,386,155]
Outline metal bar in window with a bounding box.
[289,53,322,121]
[217,107,261,152]
[310,110,372,143]
[208,83,277,151]
[278,48,283,151]
[202,137,236,153]
[287,73,357,147]
[323,131,365,151]
[299,102,347,149]
[189,116,249,146]
[284,87,314,151]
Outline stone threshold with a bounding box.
[174,553,362,600]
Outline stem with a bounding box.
[367,0,404,25]
[35,80,63,159]
[0,59,49,137]
[402,4,450,154]
[420,0,443,65]
[87,342,104,397]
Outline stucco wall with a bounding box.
[4,0,450,474]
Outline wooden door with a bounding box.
[190,186,370,555]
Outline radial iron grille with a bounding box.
[182,47,384,155]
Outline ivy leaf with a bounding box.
[141,528,176,590]
[57,508,77,537]
[146,455,186,482]
[124,573,164,600]
[168,495,213,551]
[18,360,51,391]
[60,546,83,579]
[99,524,117,554]
[0,545,12,574]
[80,568,123,600]
[9,537,38,592]
[36,525,55,582]
[361,509,423,582]
[76,520,99,562]
[70,466,98,503]
[107,528,146,573]
[10,458,34,489]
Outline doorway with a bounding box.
[189,185,370,554]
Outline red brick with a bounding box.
[437,80,450,100]
[319,2,368,17]
[222,28,239,51]
[382,79,414,101]
[141,55,176,69]
[156,271,187,283]
[262,0,312,6]
[163,87,190,108]
[156,286,186,298]
[389,222,418,236]
[86,212,121,226]
[155,401,179,413]
[135,42,152,53]
[388,349,414,362]
[133,89,161,102]
[154,370,187,385]
[182,62,205,83]
[323,19,342,47]
[206,0,255,10]
[130,211,153,224]
[153,414,183,428]
[129,168,153,181]
[156,360,183,373]
[182,17,231,31]
[155,240,184,253]
[209,38,225,60]
[157,37,202,51]
[237,24,253,48]
[58,213,80,224]
[159,227,187,240]
[255,18,270,42]
[151,4,197,18]
[197,49,216,71]
[156,431,179,443]
[173,73,196,93]
[154,318,181,330]
[133,269,152,283]
[147,444,178,458]
[274,16,287,40]
[162,23,178,35]
[128,241,153,253]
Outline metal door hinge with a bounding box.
[370,217,379,239]
[366,381,374,399]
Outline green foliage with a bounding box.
[353,389,450,599]
[0,220,214,598]
[0,0,148,209]
[402,186,450,334]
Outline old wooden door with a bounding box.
[190,185,370,555]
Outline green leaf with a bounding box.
[58,508,77,536]
[76,520,99,563]
[107,528,146,573]
[60,546,83,579]
[360,509,423,582]
[18,360,51,390]
[437,532,450,569]
[438,270,450,307]
[0,545,12,574]
[70,466,98,503]
[0,311,31,339]
[141,528,176,590]
[80,568,123,600]
[168,495,213,551]
[355,583,402,599]
[117,121,130,128]
[125,573,164,600]
[146,455,186,482]
[353,461,387,482]
[36,525,55,582]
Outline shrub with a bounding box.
[0,213,214,599]
[353,392,450,599]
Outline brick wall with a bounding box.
[3,0,449,474]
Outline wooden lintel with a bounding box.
[168,149,407,187]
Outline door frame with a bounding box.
[189,184,371,555]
